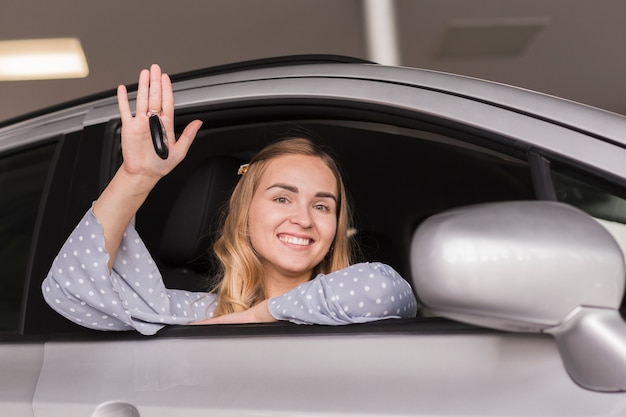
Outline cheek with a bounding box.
[247,200,280,247]
[319,216,338,247]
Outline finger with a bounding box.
[161,73,174,120]
[148,64,162,115]
[171,120,203,158]
[135,69,151,116]
[117,85,132,123]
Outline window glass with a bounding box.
[0,143,57,332]
[553,169,626,261]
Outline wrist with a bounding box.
[115,165,160,197]
[93,166,156,224]
[252,300,277,323]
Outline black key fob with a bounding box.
[149,114,169,159]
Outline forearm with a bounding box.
[268,262,418,325]
[193,300,276,325]
[42,208,214,335]
[93,166,159,271]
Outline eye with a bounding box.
[313,203,331,213]
[274,196,290,204]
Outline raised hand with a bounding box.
[95,64,202,270]
[116,64,202,189]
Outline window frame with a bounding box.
[17,76,626,338]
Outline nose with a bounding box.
[289,203,313,228]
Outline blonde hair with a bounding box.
[211,137,353,316]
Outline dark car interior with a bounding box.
[136,114,537,302]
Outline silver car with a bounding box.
[2,55,626,416]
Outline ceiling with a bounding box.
[1,0,625,123]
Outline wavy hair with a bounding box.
[211,137,353,316]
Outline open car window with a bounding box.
[136,117,536,318]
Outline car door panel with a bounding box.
[0,344,44,417]
[33,331,626,416]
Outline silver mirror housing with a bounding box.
[411,201,626,391]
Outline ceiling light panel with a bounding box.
[0,38,89,81]
[436,17,551,59]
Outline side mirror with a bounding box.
[411,201,626,392]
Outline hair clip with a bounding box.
[237,163,249,176]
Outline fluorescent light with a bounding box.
[0,38,89,80]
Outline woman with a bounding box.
[42,64,417,335]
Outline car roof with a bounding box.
[1,55,625,152]
[175,59,626,146]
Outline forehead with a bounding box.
[259,154,337,193]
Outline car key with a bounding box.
[149,114,169,159]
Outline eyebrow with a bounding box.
[267,183,337,202]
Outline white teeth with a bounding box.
[279,235,311,246]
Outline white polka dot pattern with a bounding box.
[42,208,215,335]
[267,263,417,324]
[42,208,418,335]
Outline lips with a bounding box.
[278,234,312,246]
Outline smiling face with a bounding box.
[247,154,338,295]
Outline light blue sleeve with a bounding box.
[42,208,216,335]
[267,262,418,325]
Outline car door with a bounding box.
[0,127,69,417]
[0,104,121,416]
[23,61,626,415]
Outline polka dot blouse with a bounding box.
[42,208,418,335]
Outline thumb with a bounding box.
[171,119,203,158]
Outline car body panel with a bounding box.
[168,77,626,179]
[171,63,626,145]
[33,332,626,416]
[0,343,44,417]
